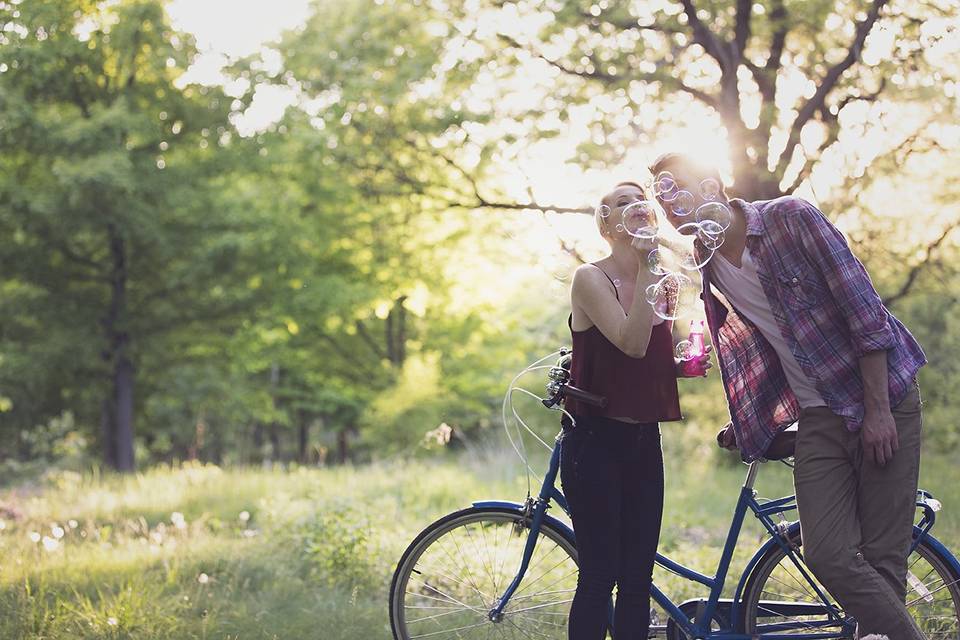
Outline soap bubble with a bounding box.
[695,201,733,231]
[670,191,695,217]
[699,178,721,201]
[622,200,658,239]
[647,248,669,276]
[644,282,659,305]
[615,223,625,232]
[648,272,698,321]
[596,204,611,218]
[675,339,696,361]
[675,224,715,270]
[697,220,725,250]
[654,171,680,202]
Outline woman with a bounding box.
[561,181,711,639]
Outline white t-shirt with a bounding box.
[709,247,826,408]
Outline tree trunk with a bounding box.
[298,410,309,464]
[252,423,264,463]
[269,362,281,461]
[336,426,351,464]
[268,423,281,461]
[113,354,135,471]
[101,223,136,472]
[100,397,117,469]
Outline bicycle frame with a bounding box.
[478,433,851,638]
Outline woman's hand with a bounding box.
[630,233,658,256]
[675,345,713,378]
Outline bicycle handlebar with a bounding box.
[540,349,608,409]
[561,384,607,408]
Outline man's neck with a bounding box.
[716,199,749,265]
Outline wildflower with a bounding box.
[28,531,41,543]
[51,525,65,539]
[171,512,187,530]
[198,573,210,584]
[107,617,118,627]
[238,510,250,523]
[41,536,60,552]
[68,519,78,529]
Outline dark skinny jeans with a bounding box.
[560,414,664,640]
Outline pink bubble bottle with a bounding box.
[681,319,707,376]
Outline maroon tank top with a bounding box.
[566,266,682,423]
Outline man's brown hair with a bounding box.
[648,152,726,198]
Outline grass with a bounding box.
[0,435,957,639]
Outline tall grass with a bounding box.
[0,438,956,639]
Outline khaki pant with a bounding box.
[793,382,924,639]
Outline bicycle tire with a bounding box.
[389,506,580,640]
[741,527,960,638]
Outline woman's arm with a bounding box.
[571,257,661,359]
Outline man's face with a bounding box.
[655,162,720,234]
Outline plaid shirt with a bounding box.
[700,197,927,462]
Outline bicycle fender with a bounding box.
[919,528,960,578]
[730,521,802,626]
[470,499,576,542]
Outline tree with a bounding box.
[0,0,262,470]
[463,0,958,201]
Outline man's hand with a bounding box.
[861,407,899,466]
[716,422,737,450]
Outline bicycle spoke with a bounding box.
[522,568,580,601]
[510,611,567,629]
[763,571,817,601]
[453,525,498,599]
[416,560,495,602]
[499,540,561,601]
[408,608,486,625]
[507,599,573,615]
[409,621,492,639]
[463,520,500,597]
[512,555,575,599]
[503,613,556,640]
[907,577,960,608]
[779,559,820,600]
[406,575,486,613]
[508,588,576,603]
[435,531,492,605]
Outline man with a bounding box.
[650,152,927,639]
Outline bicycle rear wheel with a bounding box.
[389,506,579,640]
[741,527,960,638]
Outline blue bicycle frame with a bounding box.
[476,432,948,639]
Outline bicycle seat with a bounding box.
[763,429,796,461]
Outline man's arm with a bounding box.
[790,200,899,465]
[789,200,896,356]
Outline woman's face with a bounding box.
[600,184,653,242]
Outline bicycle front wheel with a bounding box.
[741,527,960,638]
[389,506,579,640]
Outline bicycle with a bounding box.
[389,350,960,639]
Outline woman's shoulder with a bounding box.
[571,262,614,300]
[572,261,610,285]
